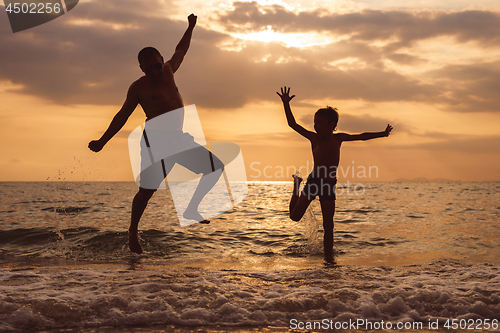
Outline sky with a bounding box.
[1,0,499,182]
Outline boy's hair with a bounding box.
[138,47,162,64]
[315,106,339,130]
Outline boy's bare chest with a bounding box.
[312,137,341,154]
[311,137,341,168]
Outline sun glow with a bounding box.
[232,25,332,48]
[68,19,139,30]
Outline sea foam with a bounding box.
[1,264,499,331]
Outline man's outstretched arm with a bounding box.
[168,14,197,73]
[88,84,139,152]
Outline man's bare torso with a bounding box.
[132,62,184,121]
[310,134,342,179]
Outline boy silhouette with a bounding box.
[89,14,223,254]
[277,86,392,261]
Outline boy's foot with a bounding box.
[324,253,334,264]
[324,248,335,263]
[292,171,303,182]
[183,208,210,224]
[292,171,303,194]
[128,230,143,254]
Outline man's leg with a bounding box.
[171,146,224,223]
[183,169,223,223]
[129,188,155,254]
[320,199,335,262]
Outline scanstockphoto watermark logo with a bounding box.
[128,105,248,227]
[3,0,79,33]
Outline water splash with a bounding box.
[53,210,73,257]
[302,204,322,253]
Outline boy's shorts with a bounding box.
[301,173,337,201]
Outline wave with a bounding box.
[0,227,313,264]
[40,206,91,214]
[0,227,128,261]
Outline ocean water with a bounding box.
[0,181,499,332]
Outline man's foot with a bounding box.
[128,230,143,254]
[183,208,210,224]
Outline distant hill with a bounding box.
[393,177,460,182]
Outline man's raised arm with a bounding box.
[168,14,197,73]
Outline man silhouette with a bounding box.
[89,14,223,254]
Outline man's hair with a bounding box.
[138,47,162,64]
[316,106,339,130]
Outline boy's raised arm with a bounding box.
[338,124,393,142]
[277,86,313,139]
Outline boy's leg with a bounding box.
[129,188,155,254]
[289,173,302,214]
[320,199,335,260]
[290,173,313,221]
[290,195,313,221]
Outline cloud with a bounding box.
[298,112,402,134]
[1,0,499,114]
[385,131,500,154]
[178,39,438,109]
[0,0,189,106]
[230,131,305,145]
[336,114,396,133]
[419,134,500,154]
[211,2,500,112]
[217,2,500,46]
[425,61,500,112]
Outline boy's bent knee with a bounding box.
[290,212,302,222]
